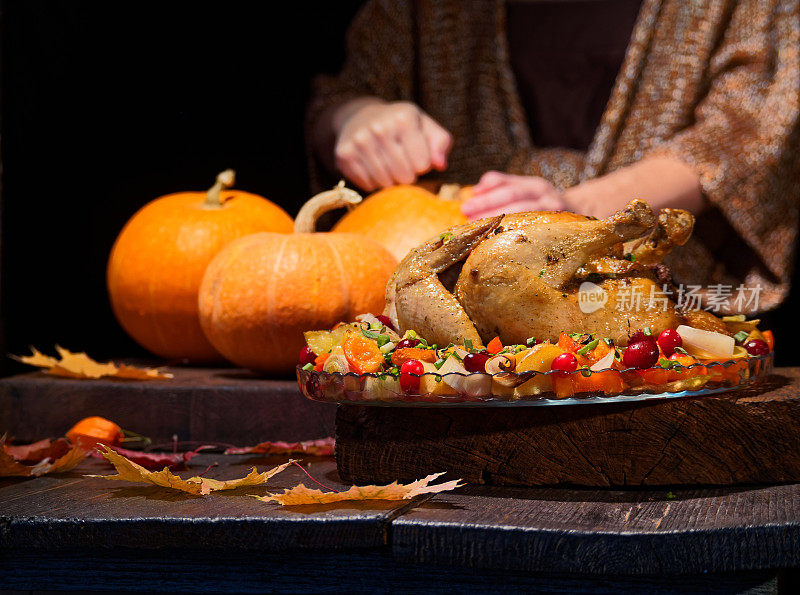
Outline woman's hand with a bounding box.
[333,100,453,191]
[461,171,567,220]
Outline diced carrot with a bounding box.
[391,348,437,366]
[342,335,384,374]
[486,336,503,354]
[314,353,330,372]
[762,330,774,352]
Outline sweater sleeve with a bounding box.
[305,0,417,191]
[648,0,800,309]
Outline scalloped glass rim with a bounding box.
[296,352,773,407]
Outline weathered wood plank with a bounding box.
[337,369,800,487]
[0,454,403,551]
[0,367,333,444]
[392,483,800,576]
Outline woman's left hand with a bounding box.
[461,171,567,221]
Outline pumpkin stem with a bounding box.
[438,184,463,200]
[294,180,363,233]
[205,169,236,208]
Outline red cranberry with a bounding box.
[376,315,396,331]
[399,359,424,393]
[299,346,317,366]
[396,338,421,350]
[657,329,682,356]
[623,341,660,369]
[744,339,770,356]
[463,352,490,373]
[629,330,656,345]
[551,352,578,377]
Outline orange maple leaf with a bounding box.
[13,346,172,380]
[257,472,464,506]
[88,444,292,496]
[0,435,87,477]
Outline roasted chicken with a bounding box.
[385,200,703,348]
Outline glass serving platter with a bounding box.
[297,352,773,407]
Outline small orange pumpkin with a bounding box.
[107,170,294,362]
[198,182,397,374]
[331,184,468,261]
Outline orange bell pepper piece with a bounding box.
[557,332,582,353]
[572,369,624,395]
[390,347,437,366]
[342,335,385,374]
[486,336,503,354]
[762,330,774,352]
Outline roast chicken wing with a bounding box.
[387,200,699,348]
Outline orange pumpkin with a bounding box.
[107,170,294,362]
[198,182,397,374]
[331,184,468,261]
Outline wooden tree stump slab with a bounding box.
[336,368,800,487]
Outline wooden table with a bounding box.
[2,367,800,592]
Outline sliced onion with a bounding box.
[590,350,615,372]
[363,375,401,401]
[380,341,396,354]
[485,354,515,375]
[355,313,381,327]
[437,355,492,396]
[323,354,350,374]
[676,325,734,358]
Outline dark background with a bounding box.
[0,1,363,375]
[1,1,796,376]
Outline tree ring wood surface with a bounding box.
[336,369,800,487]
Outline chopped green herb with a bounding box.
[586,272,603,284]
[526,337,537,347]
[435,375,442,383]
[430,343,438,350]
[624,252,637,262]
[514,345,526,353]
[580,367,593,377]
[674,346,689,355]
[666,491,676,500]
[577,339,599,355]
[434,358,446,370]
[604,338,613,346]
[451,350,463,361]
[569,332,583,341]
[419,338,429,347]
[464,338,473,350]
[538,268,545,278]
[301,363,315,371]
[439,231,454,241]
[644,326,652,336]
[734,330,749,343]
[361,328,380,340]
[376,334,390,348]
[404,330,417,340]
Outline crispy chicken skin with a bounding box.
[386,200,705,347]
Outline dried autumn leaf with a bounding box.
[1,435,87,477]
[5,437,71,462]
[88,444,292,495]
[224,437,335,456]
[90,445,212,470]
[12,346,172,380]
[258,472,464,506]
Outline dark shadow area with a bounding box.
[0,1,364,374]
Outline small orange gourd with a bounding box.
[107,170,294,362]
[198,182,397,374]
[66,416,124,450]
[331,184,468,261]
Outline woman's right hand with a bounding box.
[333,100,453,191]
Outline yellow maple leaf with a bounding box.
[258,472,464,506]
[0,435,87,478]
[12,346,172,380]
[88,445,292,495]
